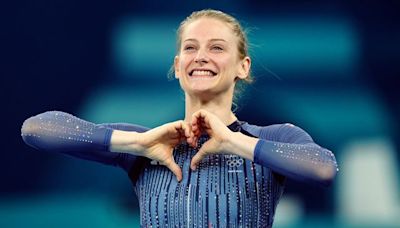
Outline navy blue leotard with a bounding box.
[21,111,338,227]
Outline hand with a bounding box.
[140,120,192,181]
[190,109,234,170]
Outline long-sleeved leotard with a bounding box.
[21,111,338,227]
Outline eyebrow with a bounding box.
[183,38,227,43]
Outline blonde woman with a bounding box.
[22,9,338,227]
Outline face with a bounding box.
[174,18,250,99]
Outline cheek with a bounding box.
[179,62,188,74]
[179,56,192,71]
[219,57,238,73]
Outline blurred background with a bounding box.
[2,0,399,227]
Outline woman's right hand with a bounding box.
[140,120,193,181]
[110,120,193,181]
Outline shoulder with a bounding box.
[241,122,314,144]
[241,122,298,137]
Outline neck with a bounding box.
[184,91,237,126]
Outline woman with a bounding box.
[21,9,338,227]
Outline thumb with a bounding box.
[163,157,182,182]
[190,141,211,170]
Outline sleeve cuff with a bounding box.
[253,139,274,165]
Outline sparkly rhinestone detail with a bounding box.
[21,111,95,144]
[134,135,283,227]
[21,112,337,227]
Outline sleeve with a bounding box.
[21,111,150,172]
[252,123,338,186]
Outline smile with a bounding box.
[189,69,217,77]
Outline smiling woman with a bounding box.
[170,9,253,105]
[21,9,338,227]
[175,17,250,105]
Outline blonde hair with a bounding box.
[170,9,253,104]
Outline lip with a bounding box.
[189,68,217,76]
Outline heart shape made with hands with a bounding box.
[144,109,237,182]
[188,109,234,170]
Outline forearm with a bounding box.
[237,123,339,186]
[225,132,258,161]
[253,140,338,186]
[21,111,112,152]
[21,111,145,171]
[109,130,146,156]
[224,131,337,185]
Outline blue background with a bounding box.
[2,1,400,227]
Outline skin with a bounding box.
[109,17,259,181]
[110,120,192,181]
[175,18,250,126]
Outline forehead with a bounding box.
[181,17,237,43]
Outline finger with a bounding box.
[182,121,191,139]
[191,126,200,138]
[188,134,197,148]
[193,117,204,136]
[190,141,209,170]
[191,111,200,125]
[193,109,206,119]
[178,127,186,142]
[193,133,199,148]
[187,133,196,147]
[191,117,199,133]
[167,122,181,138]
[163,158,182,182]
[190,147,208,170]
[181,122,196,147]
[198,114,210,129]
[191,111,204,128]
[173,121,188,142]
[191,122,198,133]
[173,120,184,132]
[192,136,198,148]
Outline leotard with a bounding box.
[21,111,338,227]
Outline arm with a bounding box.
[21,111,149,172]
[21,111,191,181]
[189,110,338,186]
[108,120,193,181]
[243,123,338,186]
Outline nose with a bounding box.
[194,49,209,64]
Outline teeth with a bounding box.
[191,70,214,76]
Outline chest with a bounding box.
[133,142,284,227]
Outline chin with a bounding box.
[188,87,213,96]
[183,76,217,91]
[182,84,213,98]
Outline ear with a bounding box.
[236,56,251,80]
[174,56,180,79]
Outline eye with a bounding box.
[211,46,224,51]
[183,45,195,51]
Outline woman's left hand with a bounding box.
[190,109,234,170]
